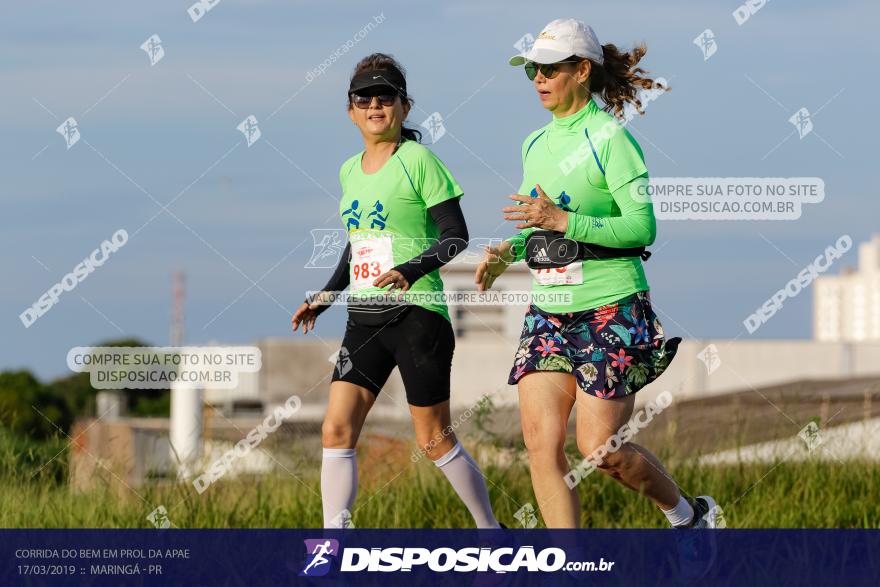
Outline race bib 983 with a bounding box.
[350,233,394,291]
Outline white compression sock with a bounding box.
[662,494,695,527]
[321,447,358,528]
[433,441,501,529]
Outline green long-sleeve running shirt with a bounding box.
[505,99,656,313]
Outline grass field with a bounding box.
[2,431,878,528]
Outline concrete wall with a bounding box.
[202,254,880,418]
[205,336,880,418]
[448,338,880,411]
[629,339,879,410]
[70,418,173,493]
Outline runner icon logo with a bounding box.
[334,346,353,377]
[300,538,340,577]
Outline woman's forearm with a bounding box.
[392,197,469,285]
[307,241,350,316]
[563,173,656,248]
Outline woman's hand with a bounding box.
[291,291,333,335]
[502,184,569,232]
[475,242,514,291]
[373,269,410,294]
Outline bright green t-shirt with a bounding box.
[338,139,463,322]
[505,99,656,313]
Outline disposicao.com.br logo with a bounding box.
[299,541,613,574]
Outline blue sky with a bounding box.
[2,0,876,380]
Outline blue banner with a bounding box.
[2,529,878,586]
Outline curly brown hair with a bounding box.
[587,43,668,121]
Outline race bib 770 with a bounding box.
[530,261,584,286]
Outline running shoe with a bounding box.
[674,495,719,582]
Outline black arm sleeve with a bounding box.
[392,196,469,285]
[305,241,350,317]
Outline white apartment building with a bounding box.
[814,235,880,342]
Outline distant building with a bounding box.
[814,234,880,342]
[442,257,532,340]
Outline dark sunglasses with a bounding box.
[524,59,583,81]
[349,93,399,109]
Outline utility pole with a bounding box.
[169,271,203,480]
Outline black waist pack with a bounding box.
[524,230,651,270]
[347,301,412,327]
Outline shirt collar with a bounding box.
[550,98,598,131]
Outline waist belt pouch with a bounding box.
[524,230,650,270]
[347,301,412,327]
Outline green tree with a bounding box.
[0,370,69,439]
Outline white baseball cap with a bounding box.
[509,18,604,66]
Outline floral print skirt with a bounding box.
[507,290,681,399]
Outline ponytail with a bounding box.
[401,126,422,143]
[588,43,668,121]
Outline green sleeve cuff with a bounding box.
[505,239,521,262]
[564,211,591,243]
[505,235,526,262]
[506,226,540,262]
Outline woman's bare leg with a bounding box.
[575,391,680,509]
[518,372,580,528]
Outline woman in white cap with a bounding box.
[293,53,502,529]
[476,19,718,531]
